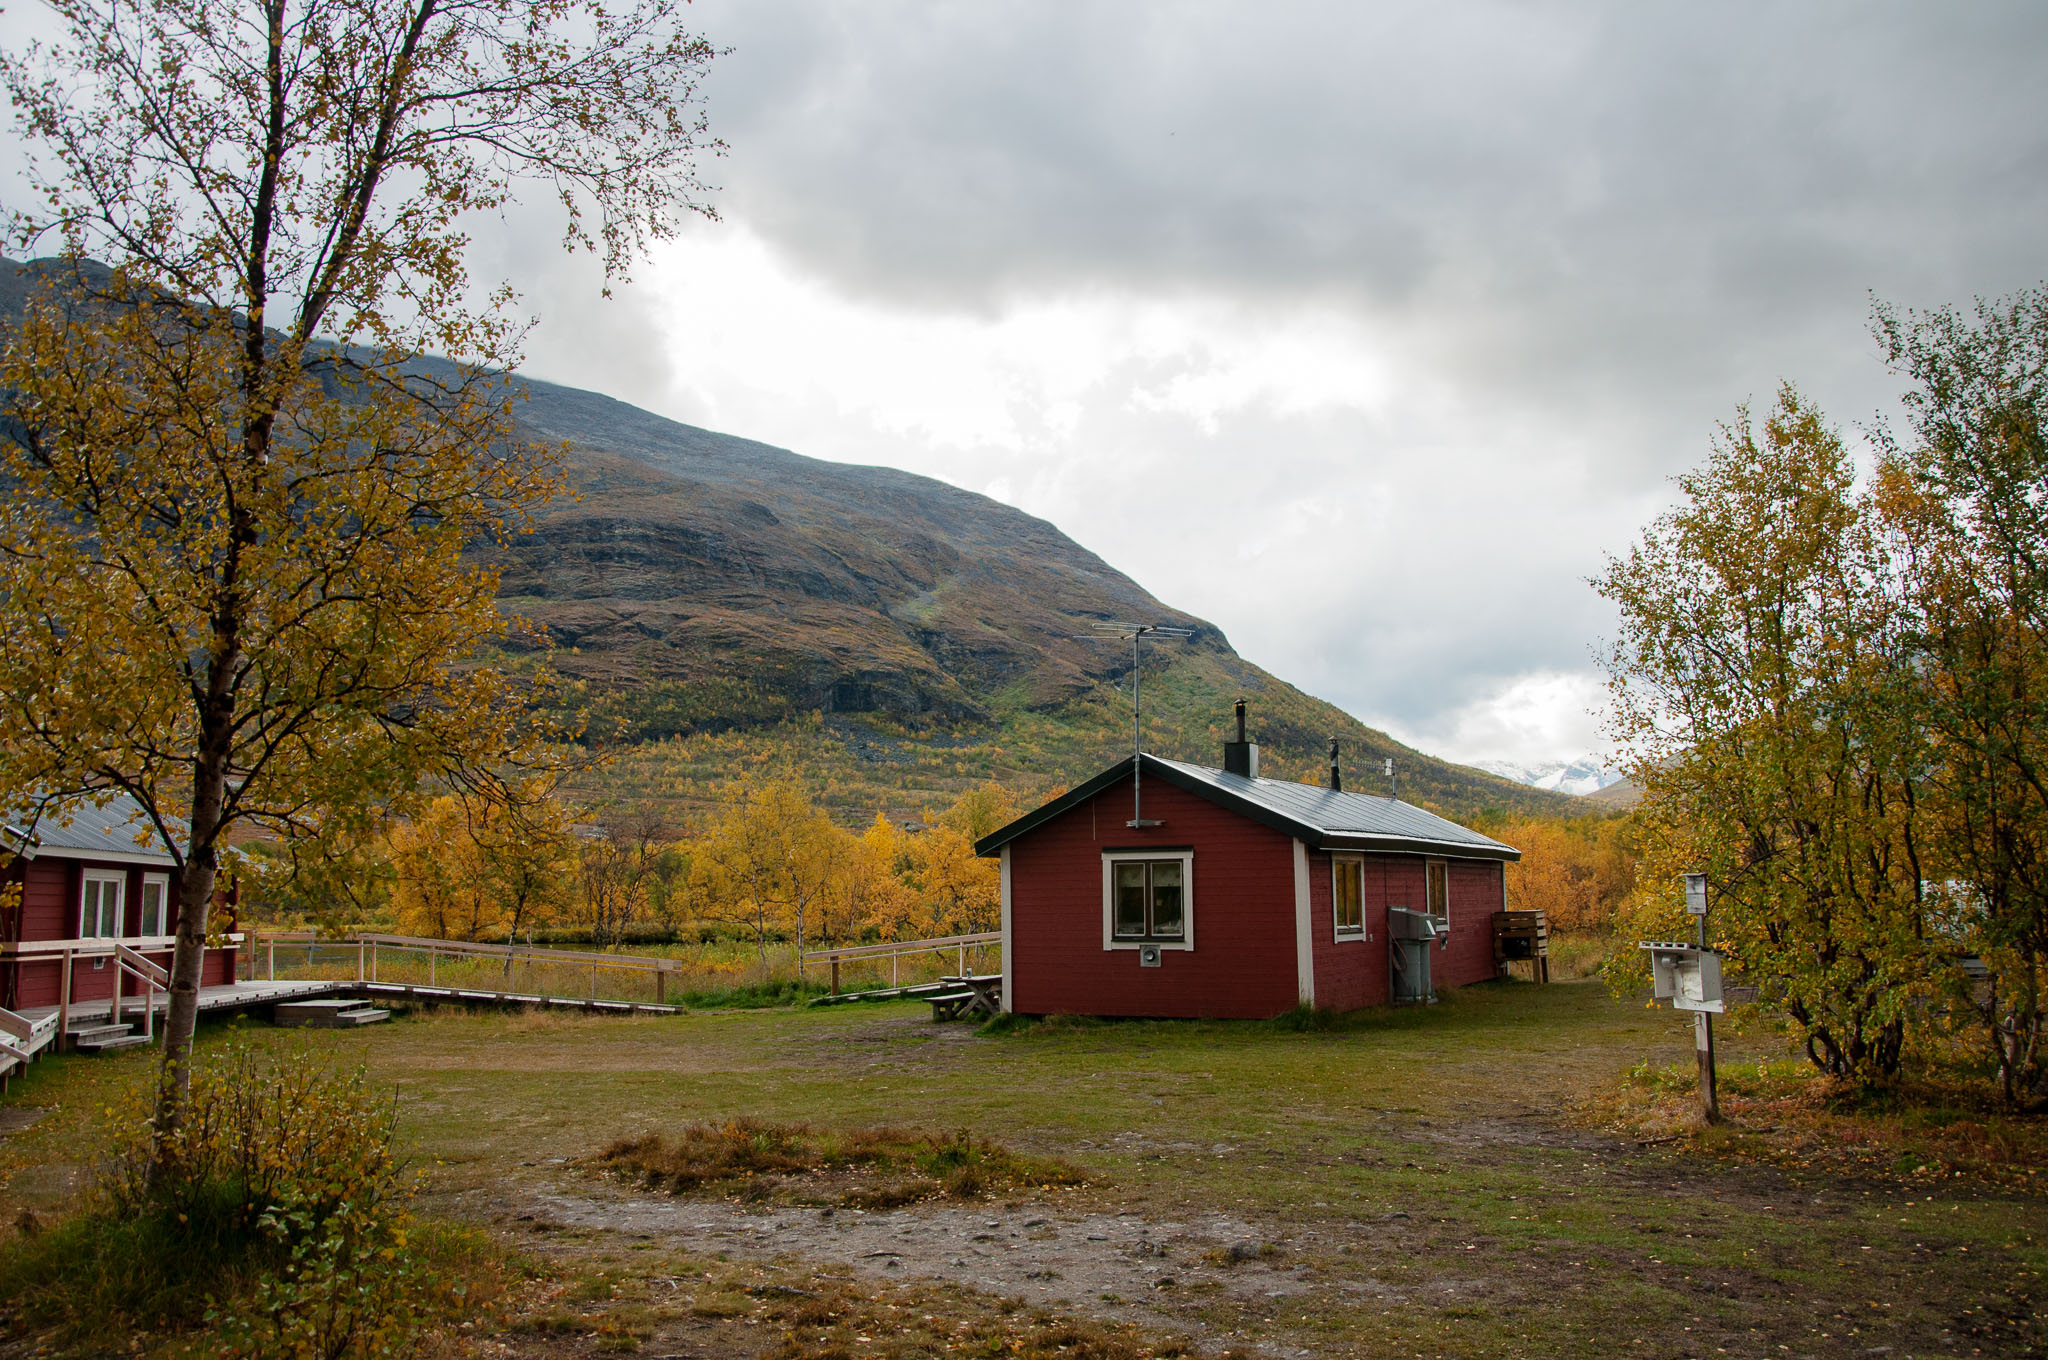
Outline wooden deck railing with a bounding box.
[801,932,1002,994]
[0,934,242,1041]
[249,932,691,1005]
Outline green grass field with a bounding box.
[2,980,2042,1357]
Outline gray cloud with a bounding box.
[686,1,2046,458]
[497,1,2046,762]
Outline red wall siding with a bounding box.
[1441,859,1506,988]
[20,859,76,940]
[1310,850,1384,1011]
[1009,775,1302,1020]
[2,853,235,1008]
[1300,851,1508,1010]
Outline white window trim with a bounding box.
[1101,849,1195,951]
[80,869,125,939]
[1426,857,1450,933]
[1331,853,1368,942]
[139,872,170,938]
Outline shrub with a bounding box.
[0,1041,489,1358]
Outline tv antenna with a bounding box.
[1088,620,1192,827]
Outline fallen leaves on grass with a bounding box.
[1578,1057,2048,1187]
[498,1254,1247,1360]
[589,1119,1089,1207]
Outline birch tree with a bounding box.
[1598,389,1935,1083]
[0,0,720,1150]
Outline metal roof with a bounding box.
[6,792,179,864]
[975,754,1519,861]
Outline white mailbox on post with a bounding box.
[1640,941,1725,1013]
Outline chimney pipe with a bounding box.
[1328,737,1342,791]
[1223,699,1259,779]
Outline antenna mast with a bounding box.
[1088,620,1192,828]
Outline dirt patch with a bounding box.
[486,1181,1315,1347]
[0,1109,46,1139]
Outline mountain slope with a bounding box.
[496,375,1574,822]
[0,255,1574,823]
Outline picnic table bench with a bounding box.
[927,974,1002,1021]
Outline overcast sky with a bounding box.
[22,1,2046,772]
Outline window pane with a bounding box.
[140,882,164,936]
[1149,861,1184,938]
[1427,862,1448,918]
[1114,863,1148,936]
[1335,861,1363,931]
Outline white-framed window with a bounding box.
[80,870,125,939]
[1332,855,1365,939]
[139,874,169,937]
[1102,849,1194,950]
[1425,858,1449,929]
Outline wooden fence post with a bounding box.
[58,949,72,1042]
[832,958,841,996]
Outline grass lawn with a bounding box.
[2,979,2043,1358]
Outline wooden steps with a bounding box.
[70,1022,151,1054]
[275,999,390,1029]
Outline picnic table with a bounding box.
[929,974,1003,1021]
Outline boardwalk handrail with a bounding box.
[350,933,687,972]
[801,931,1002,995]
[0,933,240,956]
[114,943,170,988]
[0,1007,58,1073]
[252,932,690,1004]
[802,932,1001,965]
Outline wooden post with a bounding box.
[1697,1011,1720,1123]
[958,942,966,976]
[371,941,378,982]
[429,944,437,986]
[656,967,665,1005]
[832,958,841,996]
[892,953,899,988]
[268,936,276,981]
[58,949,72,1044]
[590,963,597,999]
[1694,899,1720,1124]
[110,950,123,1027]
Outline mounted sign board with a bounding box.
[1640,941,1724,1013]
[1683,873,1708,917]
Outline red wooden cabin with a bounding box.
[1,793,238,1013]
[975,719,1519,1020]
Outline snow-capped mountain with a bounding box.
[1476,756,1625,797]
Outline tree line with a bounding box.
[1600,287,2048,1107]
[247,780,1024,968]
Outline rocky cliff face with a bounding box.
[497,374,1217,730]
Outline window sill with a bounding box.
[1105,938,1193,952]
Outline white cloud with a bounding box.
[490,1,2047,770]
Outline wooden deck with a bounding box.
[17,976,681,1029]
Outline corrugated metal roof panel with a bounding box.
[13,793,179,862]
[1150,757,1517,855]
[975,754,1518,860]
